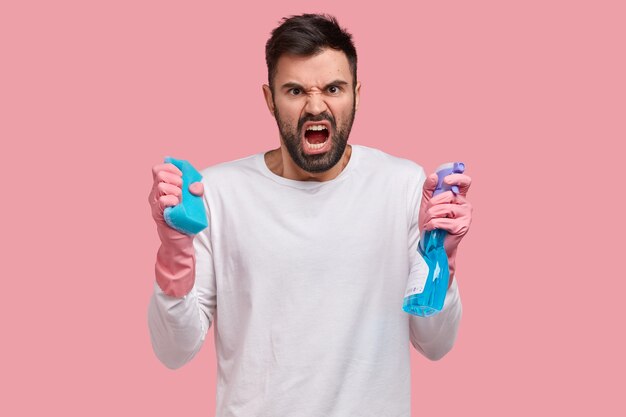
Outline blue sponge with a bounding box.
[163,156,208,235]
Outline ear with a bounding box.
[262,84,275,116]
[354,81,361,111]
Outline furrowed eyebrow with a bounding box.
[280,82,304,91]
[324,80,349,88]
[280,80,350,91]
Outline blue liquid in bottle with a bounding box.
[403,162,465,317]
[403,229,450,316]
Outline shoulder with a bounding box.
[353,145,426,180]
[199,153,261,184]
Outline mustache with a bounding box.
[297,113,336,131]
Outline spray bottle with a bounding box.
[403,162,465,317]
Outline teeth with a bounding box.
[306,124,328,131]
[305,138,328,150]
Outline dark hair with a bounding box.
[265,13,357,92]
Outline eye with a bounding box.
[327,85,341,94]
[288,88,302,96]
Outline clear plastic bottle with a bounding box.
[403,162,465,317]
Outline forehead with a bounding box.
[274,48,352,87]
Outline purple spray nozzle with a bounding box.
[432,162,466,197]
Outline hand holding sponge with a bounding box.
[148,157,207,297]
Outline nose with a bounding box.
[304,91,328,115]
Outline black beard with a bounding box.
[273,101,356,173]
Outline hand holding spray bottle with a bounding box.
[403,162,466,317]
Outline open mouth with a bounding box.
[302,123,331,153]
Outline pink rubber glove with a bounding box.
[419,172,473,286]
[148,163,204,297]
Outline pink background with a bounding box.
[2,0,624,415]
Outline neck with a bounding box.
[265,144,352,182]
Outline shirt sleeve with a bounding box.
[406,166,463,361]
[147,200,217,369]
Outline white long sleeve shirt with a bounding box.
[148,144,462,417]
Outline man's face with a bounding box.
[263,48,361,173]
